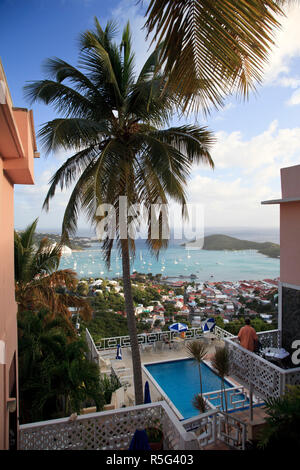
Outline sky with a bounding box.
[2,0,300,234]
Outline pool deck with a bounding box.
[99,335,226,407]
[99,337,268,449]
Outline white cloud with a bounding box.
[177,120,300,228]
[14,166,77,230]
[181,174,279,228]
[211,121,300,173]
[17,119,300,230]
[264,4,300,85]
[286,88,300,106]
[277,76,300,89]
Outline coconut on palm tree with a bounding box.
[25,19,214,404]
[143,0,287,113]
[15,218,92,329]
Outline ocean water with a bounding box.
[59,241,280,281]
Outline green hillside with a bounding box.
[185,234,280,259]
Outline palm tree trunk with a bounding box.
[198,363,203,396]
[120,238,144,405]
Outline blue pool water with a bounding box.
[145,359,249,419]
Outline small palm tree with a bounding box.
[25,19,214,404]
[192,393,207,415]
[186,340,207,396]
[258,385,300,449]
[212,347,230,413]
[143,0,286,113]
[15,218,92,328]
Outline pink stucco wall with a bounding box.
[0,60,37,450]
[0,160,17,450]
[281,164,300,199]
[280,203,300,285]
[280,165,300,286]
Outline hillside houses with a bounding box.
[78,274,278,334]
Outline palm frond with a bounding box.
[14,219,39,283]
[79,20,123,107]
[43,146,98,211]
[152,126,215,167]
[120,21,136,96]
[212,347,230,378]
[24,79,95,118]
[30,239,62,278]
[38,118,109,154]
[144,0,284,114]
[186,340,208,363]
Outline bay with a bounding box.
[59,242,279,282]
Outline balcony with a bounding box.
[87,327,300,403]
[224,330,300,400]
[19,401,246,450]
[19,327,251,450]
[28,326,298,451]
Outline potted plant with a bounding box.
[145,418,164,450]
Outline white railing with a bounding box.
[94,327,205,351]
[19,401,247,451]
[182,408,247,450]
[225,330,300,400]
[85,328,99,365]
[217,412,247,450]
[19,402,199,451]
[203,386,251,412]
[214,325,235,341]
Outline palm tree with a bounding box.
[212,347,230,413]
[186,340,207,396]
[15,218,92,328]
[143,0,287,113]
[192,393,207,415]
[18,309,104,423]
[258,385,300,449]
[24,19,214,404]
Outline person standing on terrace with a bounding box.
[238,318,258,353]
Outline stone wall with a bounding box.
[282,287,300,352]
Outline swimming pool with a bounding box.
[144,358,249,419]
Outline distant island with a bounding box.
[182,234,280,259]
[31,232,92,251]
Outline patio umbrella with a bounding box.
[168,322,188,332]
[202,318,215,333]
[116,344,122,360]
[128,429,150,450]
[144,381,151,404]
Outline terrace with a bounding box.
[19,326,267,450]
[224,330,300,400]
